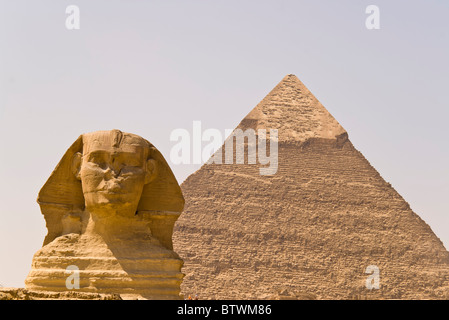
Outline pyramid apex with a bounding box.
[280,74,300,82]
[238,74,347,142]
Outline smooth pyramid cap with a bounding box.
[237,74,347,142]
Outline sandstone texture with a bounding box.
[25,130,185,299]
[173,74,449,300]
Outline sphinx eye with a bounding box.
[88,153,107,166]
[117,154,141,167]
[124,160,141,167]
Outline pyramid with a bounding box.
[173,74,449,299]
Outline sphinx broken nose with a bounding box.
[106,181,123,193]
[104,167,122,179]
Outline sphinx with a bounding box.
[25,130,185,299]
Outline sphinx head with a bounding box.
[71,130,157,216]
[37,130,184,245]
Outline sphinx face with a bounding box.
[75,130,155,216]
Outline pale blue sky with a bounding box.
[0,0,448,287]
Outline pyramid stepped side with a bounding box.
[173,75,449,300]
[174,140,449,299]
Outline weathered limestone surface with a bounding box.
[25,130,185,300]
[0,287,122,300]
[173,74,449,300]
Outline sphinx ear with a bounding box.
[144,159,157,184]
[71,152,82,180]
